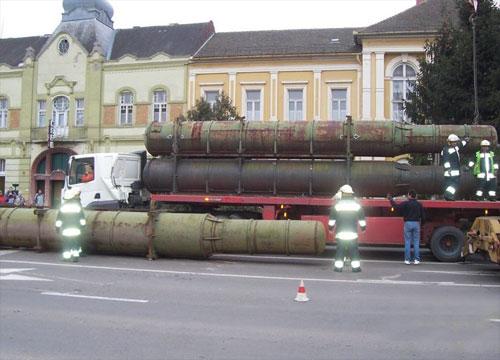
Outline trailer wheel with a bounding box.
[430,226,465,262]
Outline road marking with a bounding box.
[41,291,148,303]
[382,274,402,280]
[414,270,499,277]
[0,268,52,282]
[2,259,500,289]
[0,250,19,256]
[212,254,458,265]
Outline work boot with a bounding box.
[352,267,361,273]
[334,267,342,273]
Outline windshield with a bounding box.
[69,157,95,184]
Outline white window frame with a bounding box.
[328,85,351,122]
[201,87,222,109]
[0,97,8,128]
[284,85,307,122]
[152,89,168,123]
[75,98,84,127]
[119,91,134,126]
[242,87,264,122]
[390,63,417,122]
[37,100,47,127]
[52,95,69,128]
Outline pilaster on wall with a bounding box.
[229,72,236,103]
[270,71,278,121]
[86,55,104,140]
[20,61,35,137]
[313,71,321,121]
[375,52,385,120]
[188,73,195,109]
[362,52,371,120]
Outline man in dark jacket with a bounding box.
[329,184,366,273]
[56,187,86,262]
[441,134,468,200]
[388,190,425,265]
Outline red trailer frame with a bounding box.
[151,193,500,261]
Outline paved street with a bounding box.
[1,248,499,360]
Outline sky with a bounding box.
[0,0,422,38]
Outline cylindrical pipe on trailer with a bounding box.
[145,120,497,157]
[0,208,326,258]
[142,157,475,197]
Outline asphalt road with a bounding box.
[1,248,499,360]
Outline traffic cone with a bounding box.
[294,280,310,302]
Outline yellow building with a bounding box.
[190,0,457,123]
[0,0,458,206]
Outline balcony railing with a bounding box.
[31,126,88,142]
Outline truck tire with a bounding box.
[430,226,465,262]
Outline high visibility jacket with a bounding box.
[441,140,467,177]
[328,199,366,241]
[55,198,86,237]
[472,151,498,180]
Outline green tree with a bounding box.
[184,92,244,121]
[406,0,500,130]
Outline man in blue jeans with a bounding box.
[388,190,425,265]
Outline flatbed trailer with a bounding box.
[151,193,500,262]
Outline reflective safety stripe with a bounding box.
[450,170,460,176]
[334,200,361,212]
[351,260,361,269]
[336,231,358,241]
[444,162,451,168]
[62,251,71,259]
[477,173,486,179]
[488,191,496,196]
[445,186,456,195]
[334,260,344,269]
[494,164,499,170]
[328,220,336,227]
[468,161,474,168]
[55,220,62,227]
[480,153,486,158]
[448,148,455,154]
[80,219,86,226]
[62,228,81,237]
[444,171,450,177]
[60,203,82,214]
[476,191,483,196]
[358,220,366,227]
[461,140,467,147]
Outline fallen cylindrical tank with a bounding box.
[0,208,325,259]
[145,120,497,158]
[142,157,475,197]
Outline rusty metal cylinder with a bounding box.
[142,157,475,197]
[217,219,324,255]
[145,120,497,157]
[0,208,326,258]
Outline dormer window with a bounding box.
[58,39,70,55]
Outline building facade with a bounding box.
[0,0,457,206]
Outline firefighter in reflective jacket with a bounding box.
[329,185,366,273]
[55,187,86,262]
[441,134,468,200]
[468,140,498,201]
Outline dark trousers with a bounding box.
[444,176,460,200]
[476,178,497,201]
[62,236,80,253]
[335,238,360,263]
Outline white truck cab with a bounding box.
[63,153,142,208]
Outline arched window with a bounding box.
[52,96,69,127]
[152,90,168,122]
[0,97,8,128]
[392,64,416,121]
[120,91,134,125]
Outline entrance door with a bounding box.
[51,181,64,208]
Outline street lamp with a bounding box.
[469,0,480,124]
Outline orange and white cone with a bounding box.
[294,280,310,302]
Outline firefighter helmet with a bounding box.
[480,140,490,147]
[63,187,81,200]
[447,134,459,142]
[339,184,354,194]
